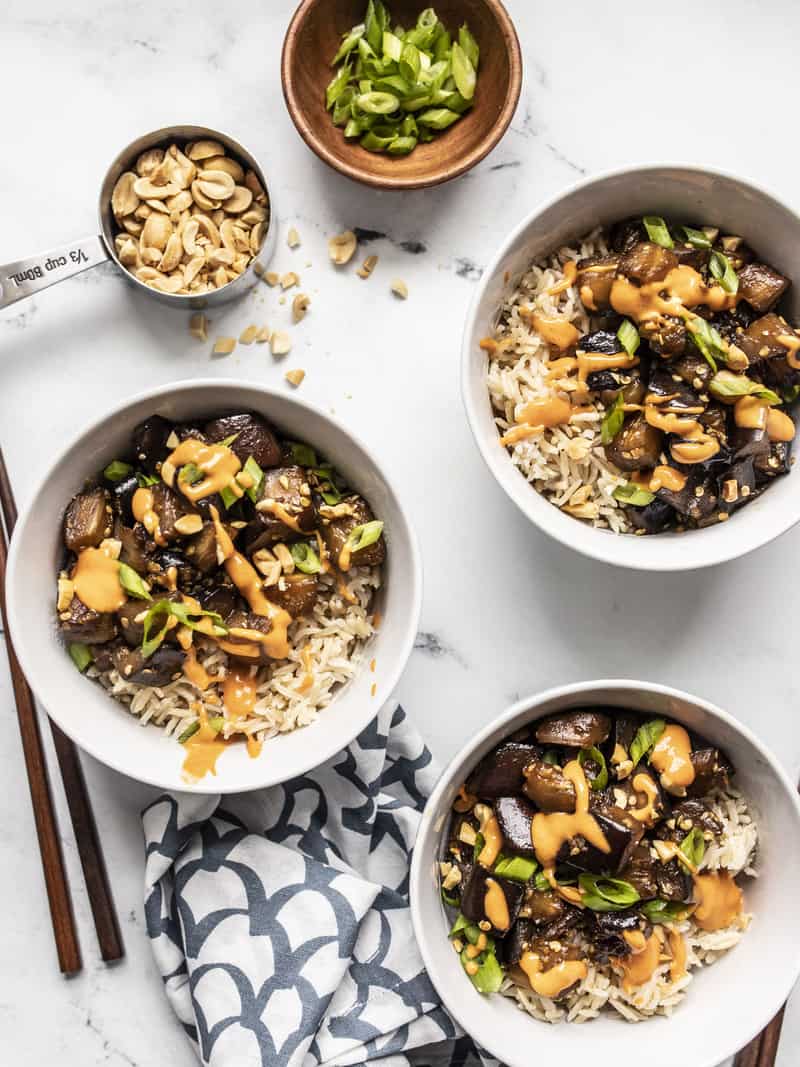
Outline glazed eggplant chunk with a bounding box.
[487,213,799,534]
[440,708,757,1023]
[55,411,386,754]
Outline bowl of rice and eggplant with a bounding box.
[410,681,800,1067]
[463,165,800,570]
[5,380,421,792]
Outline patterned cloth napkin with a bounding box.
[142,702,492,1067]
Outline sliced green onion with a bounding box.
[709,370,780,405]
[641,898,690,923]
[578,873,640,912]
[493,854,538,882]
[600,392,625,445]
[680,827,706,867]
[287,440,318,467]
[416,107,461,130]
[473,831,485,863]
[219,486,239,509]
[783,384,800,403]
[361,127,397,152]
[542,749,560,765]
[643,215,674,249]
[709,250,739,294]
[68,643,93,673]
[681,226,712,250]
[356,90,400,114]
[332,26,364,65]
[118,562,152,601]
[136,471,159,488]
[577,746,609,790]
[344,519,384,555]
[441,886,459,907]
[290,541,322,575]
[103,460,134,482]
[219,433,239,447]
[364,0,386,52]
[617,319,640,357]
[243,456,265,504]
[687,315,726,372]
[458,23,479,68]
[449,911,480,942]
[382,29,402,61]
[332,87,355,126]
[387,135,417,155]
[399,41,421,82]
[179,462,204,485]
[465,947,503,993]
[630,718,665,767]
[613,482,655,507]
[208,715,225,734]
[326,63,352,109]
[451,42,476,100]
[177,721,200,744]
[141,600,227,659]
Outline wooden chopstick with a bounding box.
[0,510,81,973]
[0,450,123,964]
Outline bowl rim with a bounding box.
[460,161,800,571]
[5,377,423,793]
[280,0,523,191]
[409,677,800,1066]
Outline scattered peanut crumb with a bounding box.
[292,293,310,322]
[391,279,408,299]
[212,336,236,356]
[239,325,258,345]
[287,227,301,248]
[255,325,271,344]
[357,254,378,279]
[253,261,265,278]
[264,271,280,286]
[285,369,305,387]
[270,330,291,356]
[189,313,208,340]
[328,230,357,265]
[281,271,300,290]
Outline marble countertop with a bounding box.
[2,0,800,1063]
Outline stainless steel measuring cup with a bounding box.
[0,124,276,312]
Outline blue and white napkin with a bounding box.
[142,703,492,1067]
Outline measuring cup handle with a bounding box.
[0,235,109,312]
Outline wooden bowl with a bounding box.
[281,0,522,190]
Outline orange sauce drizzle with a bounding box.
[531,761,610,876]
[523,310,580,351]
[668,929,687,981]
[616,932,661,992]
[183,646,213,690]
[519,953,588,998]
[72,545,126,613]
[132,487,165,546]
[484,878,511,931]
[692,871,743,931]
[650,724,695,793]
[181,708,227,781]
[223,664,257,717]
[546,260,578,296]
[516,395,573,428]
[649,465,687,493]
[477,813,503,867]
[168,438,243,503]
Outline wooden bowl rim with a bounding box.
[281,0,523,191]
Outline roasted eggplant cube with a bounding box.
[558,810,643,874]
[754,439,792,480]
[578,330,622,356]
[270,573,319,617]
[59,595,117,645]
[733,426,771,463]
[739,313,798,363]
[498,918,534,967]
[132,415,173,473]
[687,748,732,797]
[244,466,316,553]
[522,757,576,813]
[575,256,619,311]
[590,908,643,963]
[647,367,703,411]
[627,498,676,534]
[642,315,687,358]
[110,474,139,526]
[610,218,646,252]
[459,864,524,934]
[204,412,282,469]
[186,522,219,574]
[717,458,757,514]
[618,242,678,285]
[150,484,199,543]
[467,741,540,798]
[535,710,611,749]
[494,796,537,857]
[116,599,150,648]
[112,645,185,687]
[117,523,151,573]
[737,262,790,314]
[63,488,110,552]
[604,413,663,471]
[321,496,386,569]
[656,470,718,523]
[672,243,710,271]
[656,860,692,903]
[618,843,659,900]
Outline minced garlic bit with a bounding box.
[189,313,208,341]
[280,271,300,290]
[285,368,305,387]
[270,330,291,356]
[357,254,378,280]
[239,324,258,345]
[292,293,310,322]
[287,227,301,248]
[390,279,408,299]
[212,336,236,356]
[255,325,271,344]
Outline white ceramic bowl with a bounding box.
[410,679,800,1067]
[462,164,800,570]
[6,379,421,793]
